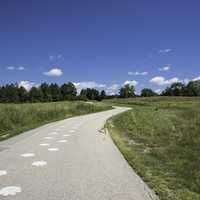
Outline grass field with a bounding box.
[106,97,200,200]
[0,101,112,141]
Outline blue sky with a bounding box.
[0,0,200,94]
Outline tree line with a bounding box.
[142,80,200,97]
[118,80,200,97]
[0,82,107,103]
[0,80,200,103]
[161,81,200,96]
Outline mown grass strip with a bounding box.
[107,97,200,200]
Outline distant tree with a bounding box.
[80,89,87,96]
[186,80,200,96]
[119,84,135,98]
[0,86,7,103]
[79,89,88,100]
[29,87,43,102]
[60,82,77,100]
[85,88,100,100]
[170,82,186,96]
[18,86,28,102]
[40,83,52,102]
[161,87,169,96]
[79,88,100,100]
[91,89,100,100]
[3,83,20,103]
[162,82,186,96]
[141,88,157,97]
[49,83,61,101]
[100,90,106,99]
[106,94,118,99]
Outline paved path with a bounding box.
[0,107,157,200]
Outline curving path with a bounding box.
[0,107,158,200]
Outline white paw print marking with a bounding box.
[21,153,35,158]
[48,148,59,151]
[0,170,7,176]
[45,137,53,140]
[63,134,70,137]
[32,161,47,167]
[40,143,50,146]
[58,140,67,143]
[0,186,21,196]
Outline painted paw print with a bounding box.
[0,186,21,196]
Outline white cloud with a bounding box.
[193,76,200,81]
[159,65,171,71]
[17,66,25,70]
[73,81,123,95]
[123,80,138,86]
[74,80,138,96]
[49,54,63,61]
[106,81,138,95]
[183,78,190,84]
[106,84,120,95]
[73,81,106,93]
[73,79,140,96]
[18,81,36,91]
[7,66,15,70]
[128,71,148,76]
[150,76,180,86]
[159,49,172,54]
[73,81,104,89]
[155,89,162,94]
[57,54,63,59]
[6,66,26,71]
[49,56,54,61]
[107,84,120,90]
[43,68,63,77]
[150,76,200,86]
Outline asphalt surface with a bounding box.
[0,107,158,200]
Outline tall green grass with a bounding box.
[107,97,200,200]
[0,101,111,141]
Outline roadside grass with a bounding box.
[0,101,112,141]
[106,97,200,200]
[105,96,200,107]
